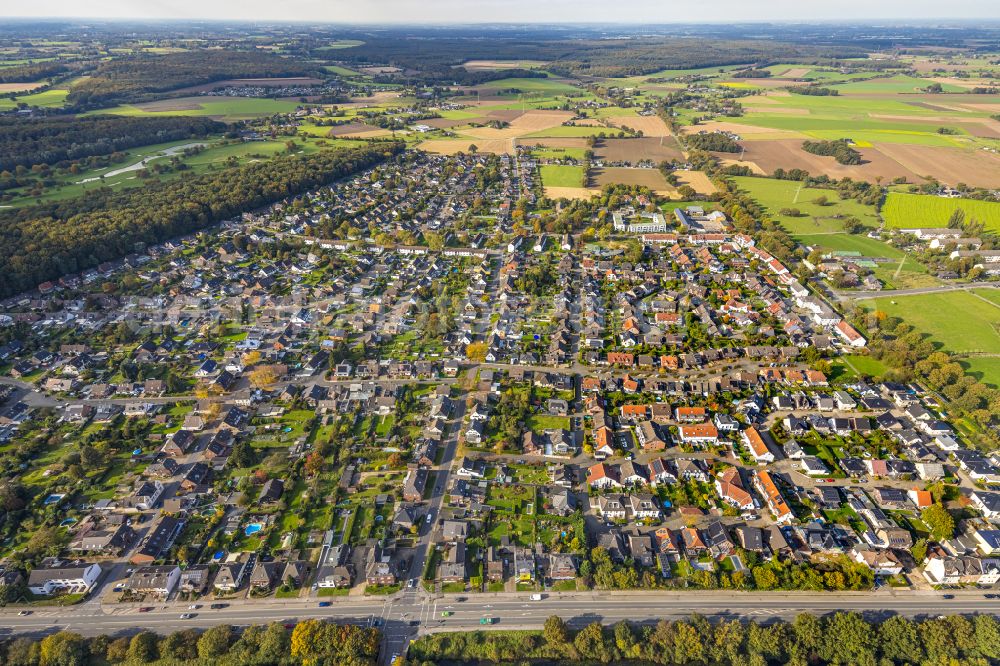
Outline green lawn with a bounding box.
[859,290,1000,386]
[539,165,585,188]
[882,192,1000,233]
[525,414,571,432]
[831,354,889,382]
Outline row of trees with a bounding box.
[0,141,405,299]
[1,621,379,666]
[409,612,1000,666]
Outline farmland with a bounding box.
[859,290,1000,386]
[882,192,1000,233]
[85,96,308,120]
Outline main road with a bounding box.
[2,590,998,653]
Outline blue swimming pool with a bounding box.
[244,523,263,536]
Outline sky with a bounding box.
[4,0,999,23]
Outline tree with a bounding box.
[465,342,488,362]
[544,615,569,645]
[878,615,924,664]
[249,365,281,388]
[197,624,233,659]
[39,631,87,666]
[126,631,158,664]
[922,503,955,541]
[304,451,324,476]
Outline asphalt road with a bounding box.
[3,590,1000,662]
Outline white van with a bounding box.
[530,593,544,601]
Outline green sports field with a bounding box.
[859,290,1000,386]
[882,192,1000,233]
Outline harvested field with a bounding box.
[726,139,922,182]
[0,81,44,93]
[337,129,394,139]
[591,167,673,193]
[460,110,574,140]
[571,118,605,126]
[682,121,807,139]
[594,137,684,163]
[422,117,486,129]
[419,138,512,155]
[674,170,718,194]
[172,77,323,93]
[327,122,383,136]
[485,109,525,122]
[779,67,812,78]
[359,66,400,74]
[605,115,671,136]
[875,143,1000,188]
[461,60,547,70]
[544,186,602,200]
[719,157,767,175]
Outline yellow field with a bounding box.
[606,114,671,136]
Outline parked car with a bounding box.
[318,601,332,607]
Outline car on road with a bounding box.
[407,578,417,589]
[441,611,453,617]
[138,607,153,613]
[986,594,997,599]
[480,617,496,625]
[318,601,332,607]
[409,620,419,626]
[179,613,195,619]
[17,610,31,616]
[943,594,955,599]
[210,603,228,609]
[530,593,544,601]
[426,510,434,524]
[188,604,200,609]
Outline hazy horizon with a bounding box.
[4,0,999,23]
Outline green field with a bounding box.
[732,175,936,288]
[0,87,71,110]
[527,145,587,160]
[731,176,880,232]
[830,74,967,94]
[86,97,306,120]
[859,290,1000,385]
[540,165,585,188]
[475,76,582,94]
[882,192,1000,233]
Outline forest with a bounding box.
[332,37,865,78]
[802,139,863,165]
[409,612,1000,666]
[0,141,404,298]
[67,51,316,106]
[0,115,225,172]
[0,620,380,666]
[686,131,742,153]
[0,61,68,84]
